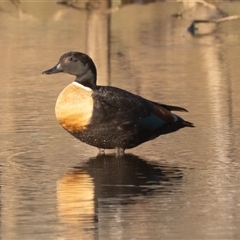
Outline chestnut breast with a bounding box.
[55,82,94,133]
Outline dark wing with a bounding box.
[92,86,152,122]
[91,86,184,129]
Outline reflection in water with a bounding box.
[196,35,234,236]
[1,1,240,239]
[86,0,111,86]
[85,154,183,198]
[57,170,96,239]
[199,35,232,163]
[57,154,183,239]
[56,0,157,10]
[57,172,95,223]
[84,0,158,86]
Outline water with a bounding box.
[1,1,240,239]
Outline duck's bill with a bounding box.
[42,63,63,74]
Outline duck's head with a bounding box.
[42,51,97,89]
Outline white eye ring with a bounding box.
[69,57,73,61]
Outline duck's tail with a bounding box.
[183,120,195,128]
[151,118,194,138]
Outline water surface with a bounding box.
[1,1,240,239]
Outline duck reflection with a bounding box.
[57,154,183,238]
[84,154,183,200]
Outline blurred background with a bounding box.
[1,0,240,239]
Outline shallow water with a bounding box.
[1,1,240,239]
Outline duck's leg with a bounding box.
[98,148,105,155]
[116,147,125,157]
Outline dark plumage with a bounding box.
[42,51,194,155]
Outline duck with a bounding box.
[42,51,194,155]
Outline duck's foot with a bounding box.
[98,148,105,155]
[116,147,125,157]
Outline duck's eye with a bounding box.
[69,57,73,61]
